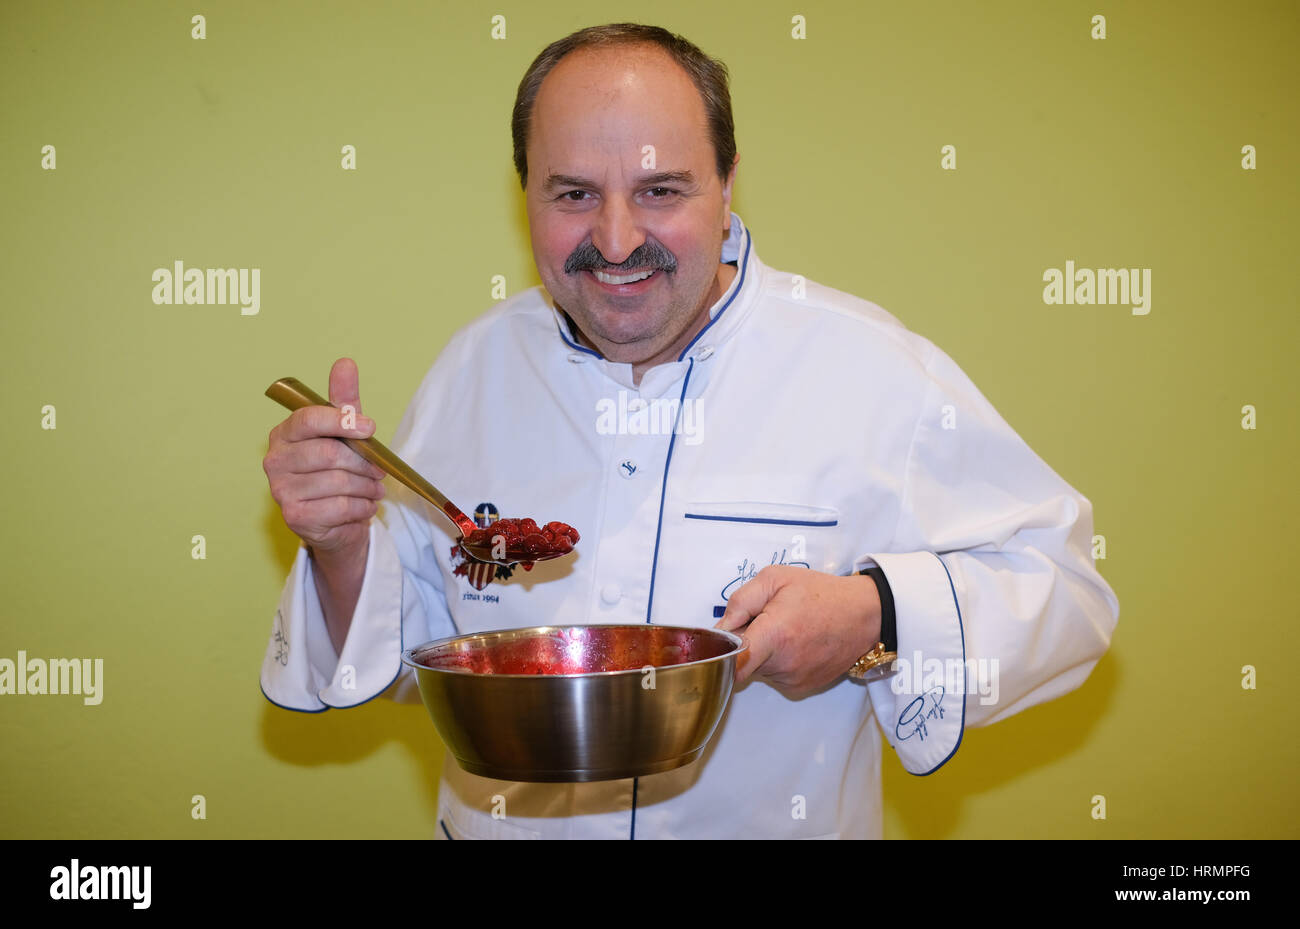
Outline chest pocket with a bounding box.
[664,501,844,626]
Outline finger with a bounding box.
[273,425,386,483]
[303,494,381,528]
[330,357,362,415]
[734,614,778,685]
[283,437,387,479]
[715,567,785,632]
[279,404,375,444]
[291,469,386,503]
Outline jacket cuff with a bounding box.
[851,551,966,774]
[260,521,405,712]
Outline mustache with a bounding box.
[564,240,678,275]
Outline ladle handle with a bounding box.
[264,377,477,536]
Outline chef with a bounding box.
[260,23,1119,839]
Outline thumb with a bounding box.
[329,357,362,415]
[715,567,783,632]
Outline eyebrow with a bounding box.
[541,170,698,193]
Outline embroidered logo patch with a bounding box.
[713,548,810,618]
[450,502,514,592]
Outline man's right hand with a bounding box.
[263,357,387,557]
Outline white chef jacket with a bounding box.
[261,211,1119,839]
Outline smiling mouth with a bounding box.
[590,268,658,285]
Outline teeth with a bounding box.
[593,269,655,285]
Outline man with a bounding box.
[261,23,1119,839]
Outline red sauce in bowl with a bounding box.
[412,626,732,676]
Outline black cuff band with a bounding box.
[858,566,897,653]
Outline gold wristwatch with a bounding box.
[848,642,898,683]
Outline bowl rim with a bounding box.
[400,622,747,679]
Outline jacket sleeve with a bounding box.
[259,375,457,713]
[852,343,1119,774]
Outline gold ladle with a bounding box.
[265,377,572,567]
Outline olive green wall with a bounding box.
[2,0,1295,838]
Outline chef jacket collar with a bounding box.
[547,211,759,392]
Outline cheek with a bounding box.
[527,213,564,262]
[659,228,712,275]
[539,228,585,276]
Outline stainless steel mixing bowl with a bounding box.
[401,623,747,782]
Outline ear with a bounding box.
[720,152,739,227]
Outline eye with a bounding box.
[646,187,677,199]
[559,190,589,202]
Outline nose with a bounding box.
[590,197,646,268]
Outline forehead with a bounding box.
[530,44,711,166]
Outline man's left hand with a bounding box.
[713,565,882,698]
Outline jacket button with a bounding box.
[601,584,622,605]
[618,459,638,478]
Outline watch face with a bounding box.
[855,660,899,684]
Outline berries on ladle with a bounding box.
[462,518,580,564]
